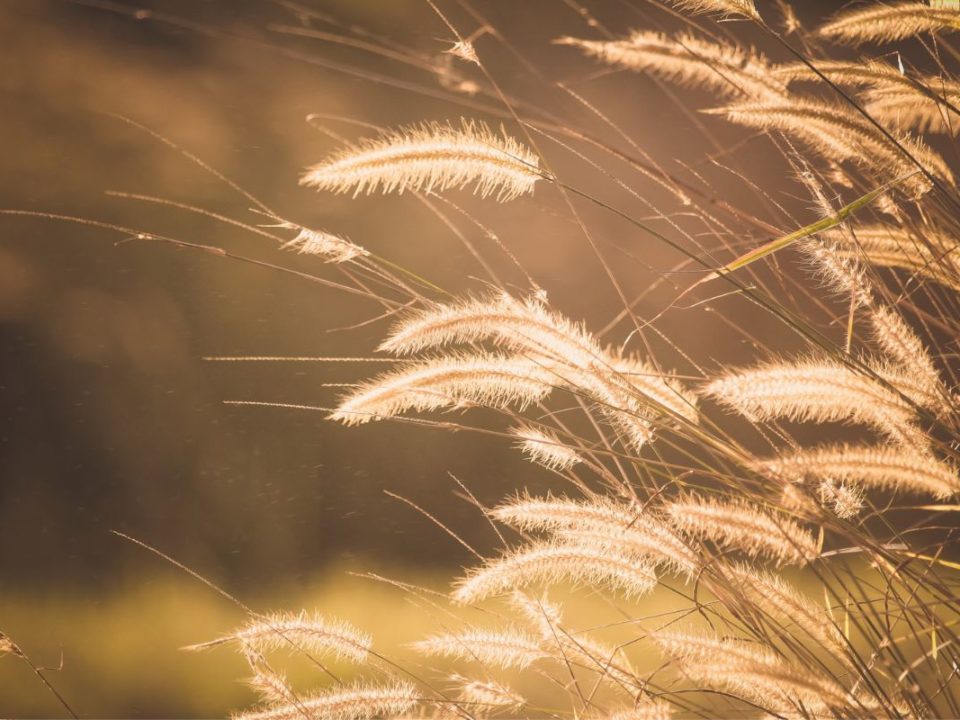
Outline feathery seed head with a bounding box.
[756,443,960,499]
[817,479,865,519]
[329,353,558,425]
[246,669,295,705]
[797,233,945,408]
[662,0,760,20]
[819,4,960,45]
[379,293,602,362]
[231,682,418,720]
[412,628,548,669]
[510,425,583,472]
[491,494,698,577]
[710,98,953,195]
[666,496,819,565]
[823,224,960,291]
[301,119,540,201]
[727,564,848,661]
[282,227,368,263]
[608,350,700,424]
[450,675,524,712]
[867,313,944,411]
[183,611,371,664]
[797,237,874,309]
[778,482,819,518]
[452,540,657,604]
[555,526,698,579]
[377,294,675,450]
[446,41,479,65]
[557,32,782,99]
[490,494,638,532]
[0,633,20,657]
[505,591,639,687]
[653,630,851,711]
[774,58,921,88]
[509,591,564,636]
[773,60,960,135]
[864,84,960,135]
[703,357,920,442]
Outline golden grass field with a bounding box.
[0,566,712,716]
[4,1,960,718]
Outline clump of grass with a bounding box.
[14,0,960,718]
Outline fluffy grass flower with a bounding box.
[183,611,371,664]
[557,31,782,99]
[412,628,548,669]
[453,540,657,604]
[231,682,418,720]
[819,3,960,45]
[755,443,960,499]
[301,119,540,201]
[328,353,558,425]
[666,497,819,565]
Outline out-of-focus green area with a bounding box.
[0,567,702,717]
[4,561,923,718]
[2,567,441,717]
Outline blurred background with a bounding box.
[0,0,859,716]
